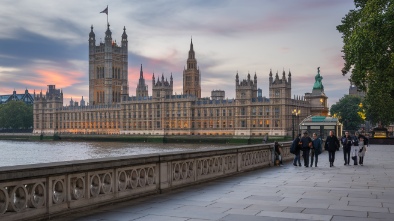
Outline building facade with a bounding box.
[33,24,327,137]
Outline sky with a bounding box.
[0,0,356,107]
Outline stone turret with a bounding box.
[152,73,173,99]
[236,72,258,101]
[136,64,148,97]
[33,85,63,135]
[183,38,201,98]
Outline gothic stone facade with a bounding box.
[33,25,321,137]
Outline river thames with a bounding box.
[0,140,230,167]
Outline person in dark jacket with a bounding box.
[311,133,322,167]
[341,131,352,165]
[292,134,302,167]
[325,131,340,167]
[300,131,312,167]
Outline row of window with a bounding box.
[38,119,282,130]
[96,67,122,79]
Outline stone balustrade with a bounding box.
[0,142,292,221]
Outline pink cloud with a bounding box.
[18,69,83,90]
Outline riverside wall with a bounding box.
[0,142,292,221]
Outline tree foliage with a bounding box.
[0,101,33,129]
[330,95,364,131]
[337,0,394,126]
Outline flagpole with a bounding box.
[106,5,108,26]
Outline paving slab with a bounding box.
[51,145,394,221]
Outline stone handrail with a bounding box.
[0,142,292,221]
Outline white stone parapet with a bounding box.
[0,142,292,221]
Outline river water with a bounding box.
[0,140,230,167]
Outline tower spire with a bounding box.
[140,64,143,79]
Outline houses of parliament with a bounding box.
[33,23,329,138]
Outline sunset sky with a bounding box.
[0,0,356,107]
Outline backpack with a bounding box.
[290,141,296,154]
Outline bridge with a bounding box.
[1,143,394,220]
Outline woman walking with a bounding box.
[357,132,368,166]
[310,133,322,167]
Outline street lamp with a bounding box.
[320,98,324,115]
[292,108,301,140]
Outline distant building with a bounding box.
[211,90,225,100]
[0,89,34,105]
[349,83,365,98]
[33,23,328,137]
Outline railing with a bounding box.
[0,142,292,221]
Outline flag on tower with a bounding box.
[100,6,108,15]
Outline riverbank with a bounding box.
[0,133,291,144]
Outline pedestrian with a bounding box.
[292,134,302,167]
[274,141,283,166]
[325,130,340,167]
[357,132,368,166]
[310,133,322,167]
[351,133,359,165]
[300,131,313,167]
[341,131,352,165]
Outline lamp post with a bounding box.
[292,108,301,140]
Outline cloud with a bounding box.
[0,0,356,108]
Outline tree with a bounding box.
[330,95,364,131]
[337,0,394,126]
[0,101,33,129]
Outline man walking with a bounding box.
[292,134,302,167]
[341,131,352,165]
[311,133,322,167]
[325,131,340,167]
[300,131,312,167]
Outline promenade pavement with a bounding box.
[56,145,394,221]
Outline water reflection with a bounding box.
[0,140,230,167]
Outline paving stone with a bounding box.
[208,202,252,210]
[219,214,297,221]
[302,208,367,218]
[132,214,188,221]
[281,206,305,213]
[246,195,284,202]
[330,216,383,221]
[256,210,332,221]
[223,208,261,215]
[329,204,389,213]
[348,200,382,207]
[368,211,394,219]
